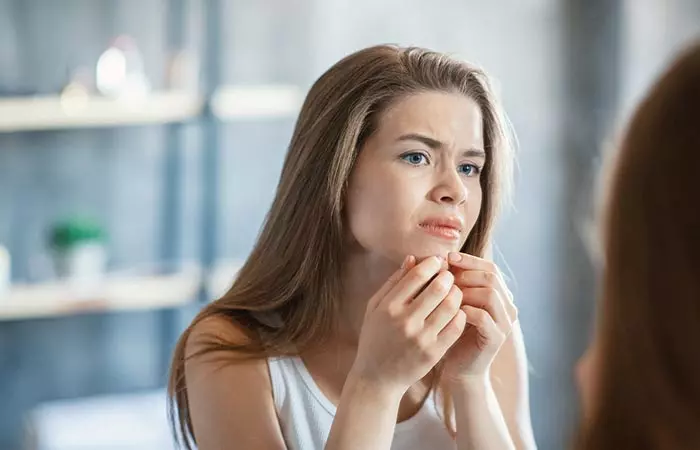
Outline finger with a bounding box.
[415,254,449,271]
[448,252,498,272]
[436,308,466,348]
[453,269,500,289]
[410,256,448,298]
[461,287,512,331]
[422,284,462,333]
[407,270,453,317]
[383,256,444,308]
[452,270,517,322]
[367,255,415,312]
[461,305,505,348]
[448,253,510,294]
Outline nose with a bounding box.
[429,167,468,205]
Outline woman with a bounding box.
[169,44,536,449]
[576,41,700,449]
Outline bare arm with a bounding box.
[445,251,537,450]
[490,322,537,450]
[450,322,536,450]
[324,371,404,450]
[452,376,515,450]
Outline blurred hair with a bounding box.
[576,41,700,450]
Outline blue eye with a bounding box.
[401,152,428,165]
[459,164,481,177]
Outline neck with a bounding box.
[333,249,400,345]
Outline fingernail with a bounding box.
[437,272,452,288]
[401,255,410,270]
[448,252,462,263]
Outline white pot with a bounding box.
[54,242,107,291]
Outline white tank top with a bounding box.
[267,356,457,449]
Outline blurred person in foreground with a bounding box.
[576,40,700,450]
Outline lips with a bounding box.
[418,216,464,241]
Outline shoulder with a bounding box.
[184,315,287,449]
[184,314,270,400]
[185,315,253,358]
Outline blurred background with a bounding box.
[0,0,698,449]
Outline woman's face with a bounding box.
[345,91,485,264]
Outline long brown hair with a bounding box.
[576,41,700,449]
[168,44,514,448]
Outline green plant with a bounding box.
[49,217,106,251]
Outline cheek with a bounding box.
[347,175,402,234]
[345,169,422,248]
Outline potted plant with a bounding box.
[49,217,108,288]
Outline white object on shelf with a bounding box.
[96,35,151,100]
[52,243,108,297]
[0,91,203,133]
[25,389,175,450]
[0,245,10,297]
[0,268,201,321]
[211,84,304,120]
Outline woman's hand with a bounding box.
[350,255,468,396]
[442,251,518,384]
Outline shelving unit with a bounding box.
[0,1,294,446]
[0,82,299,320]
[0,82,297,318]
[0,0,291,362]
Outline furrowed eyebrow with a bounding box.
[397,133,486,158]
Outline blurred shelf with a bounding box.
[0,90,204,133]
[211,84,304,120]
[0,85,305,133]
[0,269,201,321]
[0,259,246,321]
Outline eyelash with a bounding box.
[399,151,482,176]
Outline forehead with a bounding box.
[374,91,484,146]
